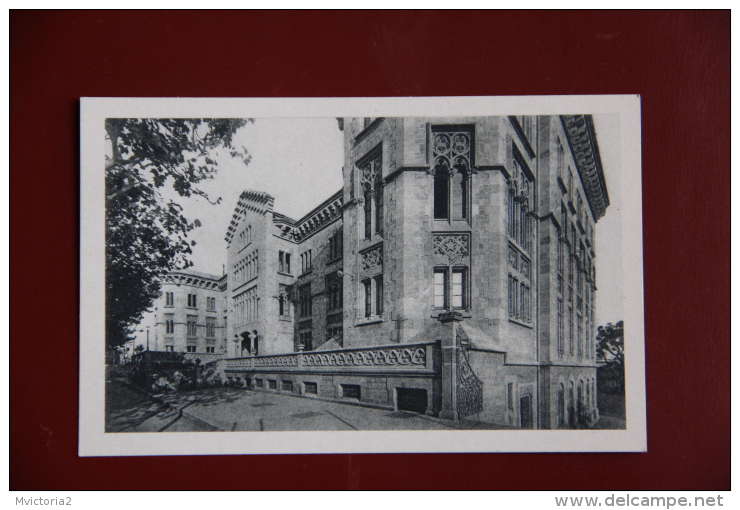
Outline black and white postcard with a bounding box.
[79,96,645,455]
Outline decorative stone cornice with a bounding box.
[161,270,223,291]
[561,115,610,221]
[273,189,343,243]
[225,190,275,243]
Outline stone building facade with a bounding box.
[224,189,344,358]
[221,115,608,429]
[151,269,228,357]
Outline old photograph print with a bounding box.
[81,97,644,455]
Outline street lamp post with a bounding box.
[136,326,151,355]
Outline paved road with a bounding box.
[154,387,506,431]
[106,378,219,432]
[106,377,506,432]
[107,377,617,432]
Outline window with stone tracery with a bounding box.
[431,127,473,221]
[508,154,534,253]
[186,315,198,337]
[358,149,383,239]
[164,313,174,334]
[279,284,290,317]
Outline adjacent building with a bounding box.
[150,269,228,356]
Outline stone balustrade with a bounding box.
[225,341,438,372]
[137,350,225,365]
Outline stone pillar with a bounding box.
[438,311,463,421]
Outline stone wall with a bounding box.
[223,341,442,414]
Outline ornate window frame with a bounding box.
[429,125,476,223]
[356,145,384,240]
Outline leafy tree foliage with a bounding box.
[105,118,251,348]
[596,320,624,394]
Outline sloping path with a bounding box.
[150,387,508,432]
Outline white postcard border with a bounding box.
[80,95,645,456]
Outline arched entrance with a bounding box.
[239,330,259,356]
[240,332,252,357]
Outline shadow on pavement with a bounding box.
[155,388,247,409]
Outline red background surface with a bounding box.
[10,11,730,490]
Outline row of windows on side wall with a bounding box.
[165,293,218,311]
[288,276,343,321]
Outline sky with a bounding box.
[591,114,624,328]
[173,115,624,329]
[175,118,345,276]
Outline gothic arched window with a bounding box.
[508,154,534,253]
[358,149,383,239]
[431,128,473,221]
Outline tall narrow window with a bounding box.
[568,170,574,198]
[508,274,517,318]
[363,279,372,317]
[433,172,449,219]
[451,269,465,309]
[558,384,565,428]
[451,171,468,219]
[375,176,384,236]
[557,297,564,358]
[519,282,527,321]
[301,250,312,274]
[359,150,383,239]
[326,273,343,312]
[363,188,372,239]
[329,230,343,260]
[460,172,469,219]
[509,155,533,251]
[299,284,312,318]
[568,305,574,355]
[374,275,384,315]
[165,314,174,334]
[434,270,447,309]
[165,292,174,307]
[557,139,565,184]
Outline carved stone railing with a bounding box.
[225,341,438,373]
[137,350,225,365]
